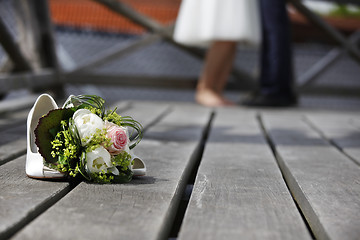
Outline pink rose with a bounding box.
[105,121,129,155]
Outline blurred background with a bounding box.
[0,0,359,110]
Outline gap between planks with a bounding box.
[256,113,316,239]
[0,101,170,239]
[303,115,360,167]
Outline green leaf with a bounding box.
[111,168,133,183]
[48,127,59,138]
[34,108,75,164]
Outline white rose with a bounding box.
[73,109,104,146]
[85,146,119,175]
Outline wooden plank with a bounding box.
[262,112,360,240]
[178,108,311,240]
[0,104,32,166]
[305,112,360,165]
[0,124,27,166]
[349,117,360,131]
[12,102,212,240]
[0,71,56,95]
[0,156,72,240]
[0,95,37,115]
[116,100,170,131]
[0,138,26,166]
[0,101,169,239]
[0,109,28,131]
[0,96,69,239]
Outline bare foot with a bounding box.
[196,89,235,107]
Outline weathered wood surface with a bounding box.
[305,113,360,165]
[0,109,28,130]
[262,112,360,240]
[0,128,26,166]
[12,102,211,240]
[0,96,360,240]
[0,95,37,114]
[178,108,311,240]
[0,101,29,167]
[0,156,71,240]
[0,100,174,239]
[0,100,70,239]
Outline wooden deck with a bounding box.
[0,95,359,240]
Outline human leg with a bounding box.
[260,0,294,95]
[196,41,237,107]
[243,0,297,107]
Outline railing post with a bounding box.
[0,16,32,72]
[288,0,360,64]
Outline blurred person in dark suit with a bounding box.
[242,0,298,107]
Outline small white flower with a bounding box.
[73,109,104,146]
[85,146,119,175]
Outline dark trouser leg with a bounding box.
[259,0,294,96]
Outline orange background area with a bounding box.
[49,0,181,34]
[49,0,359,35]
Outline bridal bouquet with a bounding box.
[34,95,143,183]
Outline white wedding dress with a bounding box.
[173,0,261,47]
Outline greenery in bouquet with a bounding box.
[34,95,143,183]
